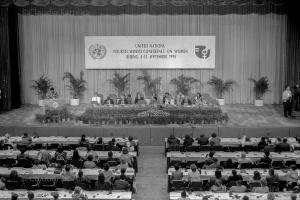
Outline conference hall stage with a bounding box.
[0,104,299,146]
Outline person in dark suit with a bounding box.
[275,138,291,152]
[266,168,279,185]
[257,151,272,166]
[104,96,114,105]
[293,84,300,111]
[196,134,209,145]
[134,92,144,104]
[227,170,243,183]
[183,134,194,147]
[257,137,268,151]
[167,134,180,146]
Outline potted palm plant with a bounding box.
[137,70,162,104]
[207,76,236,106]
[170,74,199,95]
[31,74,53,106]
[63,71,87,106]
[249,76,271,106]
[109,71,130,96]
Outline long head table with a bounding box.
[0,190,132,200]
[165,137,300,148]
[169,192,299,200]
[167,151,300,164]
[0,150,137,160]
[168,168,296,182]
[0,167,135,180]
[1,136,138,146]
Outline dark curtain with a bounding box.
[286,1,300,87]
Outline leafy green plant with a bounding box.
[207,76,236,99]
[170,74,199,95]
[31,74,53,99]
[248,76,271,99]
[109,71,130,96]
[137,70,162,97]
[63,71,87,99]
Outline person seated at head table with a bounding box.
[194,92,203,105]
[117,94,127,105]
[91,92,101,105]
[229,180,247,193]
[183,134,194,147]
[104,96,114,105]
[252,179,269,193]
[54,145,67,165]
[177,191,190,200]
[266,168,279,185]
[264,139,275,152]
[171,163,183,181]
[74,170,90,190]
[181,96,192,106]
[126,93,132,104]
[134,92,144,104]
[208,133,221,146]
[46,87,59,99]
[187,164,201,182]
[152,93,158,103]
[61,164,76,182]
[286,165,299,185]
[175,92,184,105]
[210,179,227,192]
[21,132,32,146]
[257,151,272,166]
[167,133,180,146]
[196,134,209,145]
[258,136,268,151]
[0,176,6,190]
[163,92,171,104]
[79,134,89,147]
[83,154,97,169]
[102,163,114,184]
[275,137,291,152]
[227,169,243,183]
[72,186,88,200]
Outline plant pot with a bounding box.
[38,99,45,107]
[254,99,264,106]
[70,98,80,106]
[217,98,225,106]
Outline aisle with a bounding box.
[134,146,168,200]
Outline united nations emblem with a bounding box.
[89,44,106,59]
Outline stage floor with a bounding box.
[0,104,299,128]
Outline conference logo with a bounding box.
[89,44,106,59]
[195,45,210,59]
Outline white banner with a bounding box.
[85,36,215,69]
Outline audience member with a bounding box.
[196,134,209,145]
[102,163,114,184]
[171,163,183,181]
[107,138,120,151]
[177,191,190,200]
[291,193,297,200]
[203,151,218,167]
[286,165,299,186]
[116,159,129,171]
[120,147,133,167]
[113,174,130,190]
[238,153,253,168]
[222,158,236,168]
[96,137,103,144]
[275,138,291,152]
[27,191,34,200]
[242,196,249,200]
[210,179,227,192]
[264,140,275,152]
[266,168,279,184]
[257,137,268,151]
[21,133,32,146]
[62,165,76,182]
[252,180,269,193]
[107,151,120,163]
[183,134,194,147]
[227,170,243,183]
[0,176,6,190]
[94,172,106,190]
[86,146,98,161]
[210,170,225,185]
[37,143,51,166]
[167,134,180,146]
[11,193,18,200]
[7,170,23,186]
[250,171,263,185]
[52,192,59,200]
[257,151,272,166]
[208,133,221,146]
[71,149,83,168]
[83,155,97,169]
[79,134,89,147]
[54,145,67,165]
[187,164,201,182]
[74,170,89,190]
[229,180,247,193]
[72,187,88,200]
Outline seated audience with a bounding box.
[242,196,250,200]
[222,158,236,168]
[238,153,253,168]
[275,137,291,152]
[167,134,180,146]
[264,139,275,152]
[266,168,279,184]
[210,170,225,185]
[62,165,76,182]
[196,134,209,145]
[75,170,89,190]
[252,180,269,193]
[102,163,114,184]
[250,171,263,185]
[275,137,282,145]
[71,149,83,168]
[204,151,218,166]
[21,132,32,146]
[96,137,103,144]
[107,151,120,164]
[27,191,34,200]
[114,168,132,185]
[83,155,97,169]
[177,191,190,200]
[134,92,144,104]
[120,147,133,167]
[227,170,243,183]
[7,170,23,186]
[116,159,129,171]
[183,134,194,147]
[171,163,183,181]
[86,146,98,161]
[79,134,89,147]
[257,151,272,166]
[210,179,227,192]
[72,186,88,200]
[286,165,299,185]
[187,164,201,182]
[0,176,6,190]
[229,180,247,193]
[37,143,52,167]
[52,192,59,200]
[258,137,268,151]
[113,174,130,190]
[208,133,221,146]
[107,138,120,151]
[94,172,106,190]
[54,146,67,165]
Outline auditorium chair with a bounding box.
[186,145,198,152]
[168,145,180,152]
[198,145,212,152]
[31,143,43,150]
[107,160,119,167]
[6,180,23,190]
[170,180,185,191]
[189,181,203,191]
[248,182,262,191]
[268,182,280,192]
[255,162,270,168]
[271,161,285,169]
[284,160,297,168]
[40,179,57,190]
[16,158,33,168]
[23,179,40,190]
[93,144,107,151]
[0,158,16,167]
[239,163,255,169]
[62,180,75,190]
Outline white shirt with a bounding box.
[91,96,101,104]
[282,90,292,102]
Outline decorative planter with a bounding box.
[217,98,225,106]
[70,98,80,106]
[254,99,264,106]
[38,99,45,107]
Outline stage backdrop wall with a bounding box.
[18,14,287,105]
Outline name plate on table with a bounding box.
[43,99,65,108]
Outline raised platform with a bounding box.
[0,104,299,146]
